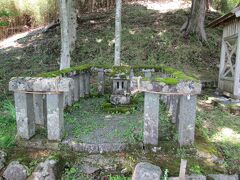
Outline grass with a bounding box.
[0,98,16,149]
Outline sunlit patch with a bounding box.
[96,38,103,43]
[211,127,240,144]
[129,0,191,13]
[129,30,135,35]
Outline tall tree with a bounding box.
[181,0,207,41]
[114,0,122,66]
[59,0,77,70]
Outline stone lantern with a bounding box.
[110,69,131,105]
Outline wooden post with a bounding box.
[233,33,240,97]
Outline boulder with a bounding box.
[3,161,28,180]
[208,174,239,180]
[0,150,7,170]
[132,162,162,180]
[28,159,57,180]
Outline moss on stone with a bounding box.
[101,100,137,113]
[36,64,198,84]
[154,77,179,85]
[108,65,131,78]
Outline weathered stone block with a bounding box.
[3,161,27,180]
[144,92,159,145]
[14,92,35,139]
[9,77,73,92]
[177,95,197,146]
[46,93,64,141]
[132,162,162,180]
[110,94,131,105]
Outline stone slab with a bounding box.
[208,174,239,180]
[144,92,159,145]
[132,162,162,180]
[177,95,197,147]
[46,94,64,141]
[14,92,35,139]
[9,77,73,92]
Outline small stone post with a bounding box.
[73,75,80,102]
[33,94,47,126]
[97,69,105,95]
[46,93,64,141]
[14,92,35,139]
[144,92,160,145]
[177,95,197,147]
[84,72,90,96]
[169,95,179,124]
[79,73,85,98]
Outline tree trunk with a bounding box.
[181,0,207,41]
[114,0,122,66]
[59,0,77,70]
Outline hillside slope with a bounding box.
[0,5,221,97]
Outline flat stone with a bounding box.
[0,150,7,171]
[186,175,206,180]
[208,174,239,180]
[9,77,73,92]
[132,162,162,180]
[3,161,27,180]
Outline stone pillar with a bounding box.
[14,92,35,139]
[33,94,47,126]
[177,95,197,147]
[84,72,90,96]
[169,95,179,124]
[66,88,74,106]
[79,73,85,98]
[97,69,105,95]
[46,93,64,141]
[73,76,80,102]
[144,92,159,146]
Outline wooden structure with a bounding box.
[209,6,240,98]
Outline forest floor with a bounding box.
[0,2,239,179]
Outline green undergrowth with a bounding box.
[0,98,16,149]
[196,96,240,173]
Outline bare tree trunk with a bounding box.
[114,0,122,66]
[181,0,207,41]
[59,0,77,70]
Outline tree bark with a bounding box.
[114,0,122,66]
[181,0,207,41]
[59,0,77,70]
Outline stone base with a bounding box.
[110,95,131,105]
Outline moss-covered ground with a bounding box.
[0,3,239,178]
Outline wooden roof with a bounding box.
[208,6,240,28]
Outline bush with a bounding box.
[212,0,240,13]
